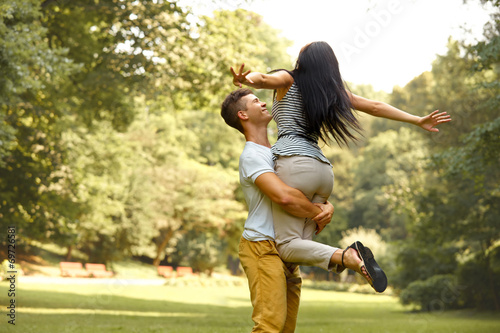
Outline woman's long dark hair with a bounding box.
[292,41,361,146]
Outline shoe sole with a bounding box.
[355,241,388,293]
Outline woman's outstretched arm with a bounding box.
[230,63,293,90]
[349,92,451,132]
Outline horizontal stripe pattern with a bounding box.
[271,83,331,166]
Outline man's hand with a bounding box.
[230,63,254,88]
[312,201,334,235]
[417,110,451,132]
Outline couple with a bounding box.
[221,41,451,332]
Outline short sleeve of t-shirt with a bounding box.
[240,143,275,183]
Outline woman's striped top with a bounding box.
[271,82,331,166]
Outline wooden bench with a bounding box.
[85,263,114,278]
[176,266,193,277]
[157,265,174,278]
[60,262,90,277]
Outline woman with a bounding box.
[231,41,451,292]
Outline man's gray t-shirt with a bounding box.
[239,141,275,241]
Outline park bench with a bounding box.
[59,262,90,277]
[85,263,114,278]
[157,265,174,278]
[176,266,193,277]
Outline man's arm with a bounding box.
[254,172,324,219]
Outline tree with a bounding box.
[60,120,158,263]
[392,119,500,309]
[184,8,293,111]
[149,155,246,268]
[177,110,244,169]
[117,105,247,267]
[433,119,500,309]
[0,0,79,244]
[388,1,500,310]
[40,0,197,129]
[349,128,430,240]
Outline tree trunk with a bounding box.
[153,229,175,267]
[65,245,73,261]
[226,255,240,275]
[486,252,500,310]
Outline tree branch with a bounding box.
[41,0,66,8]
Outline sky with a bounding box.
[186,0,493,92]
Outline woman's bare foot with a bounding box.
[341,247,372,283]
[331,247,372,283]
[332,242,388,292]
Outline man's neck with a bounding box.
[244,127,271,148]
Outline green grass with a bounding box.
[1,280,499,333]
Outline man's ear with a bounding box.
[237,110,248,120]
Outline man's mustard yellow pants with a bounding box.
[239,237,302,333]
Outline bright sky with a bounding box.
[187,0,493,92]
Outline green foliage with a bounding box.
[1,0,499,314]
[0,1,266,266]
[432,119,500,250]
[392,242,459,290]
[0,0,77,104]
[470,1,499,71]
[339,227,387,259]
[62,120,157,262]
[436,117,500,191]
[430,40,497,147]
[171,230,225,274]
[400,274,463,311]
[457,248,500,310]
[387,2,500,311]
[177,110,245,169]
[349,128,429,240]
[408,119,500,310]
[60,106,246,264]
[0,0,79,242]
[190,8,293,110]
[41,0,196,129]
[0,112,16,168]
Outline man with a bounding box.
[221,88,334,332]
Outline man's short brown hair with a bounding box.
[221,88,253,134]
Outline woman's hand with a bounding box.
[230,63,254,88]
[417,110,452,132]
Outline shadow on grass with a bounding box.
[3,285,252,333]
[3,284,499,333]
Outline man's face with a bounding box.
[241,94,271,125]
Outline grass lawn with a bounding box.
[1,278,499,333]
